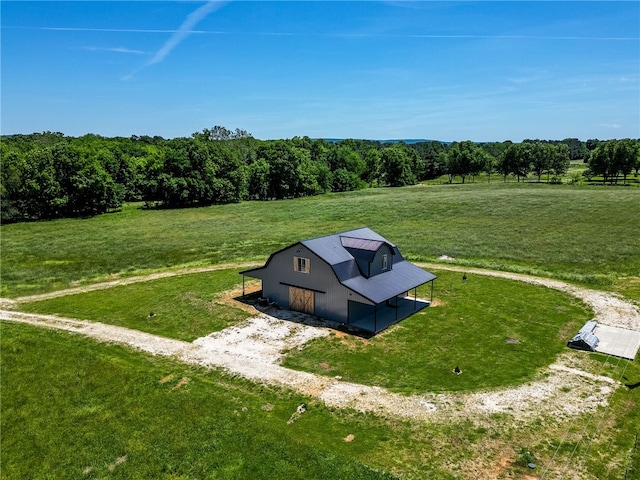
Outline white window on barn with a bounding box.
[294,256,310,273]
[382,254,388,270]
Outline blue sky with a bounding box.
[2,1,639,141]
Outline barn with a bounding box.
[240,227,437,333]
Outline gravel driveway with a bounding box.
[2,264,638,423]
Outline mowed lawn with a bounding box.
[19,269,250,341]
[2,183,639,298]
[283,269,592,393]
[19,268,592,393]
[3,315,639,479]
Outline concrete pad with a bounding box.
[594,325,640,360]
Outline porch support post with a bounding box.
[413,287,417,311]
[430,280,434,303]
[242,274,245,298]
[374,304,377,333]
[395,295,398,322]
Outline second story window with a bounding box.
[294,256,310,273]
[382,254,388,270]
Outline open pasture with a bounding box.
[2,183,639,298]
[1,323,407,480]
[2,183,640,479]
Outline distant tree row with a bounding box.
[1,130,637,223]
[585,139,640,184]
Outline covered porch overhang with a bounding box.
[347,280,435,334]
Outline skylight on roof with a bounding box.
[340,236,384,252]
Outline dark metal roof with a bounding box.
[301,227,396,266]
[243,227,436,304]
[342,260,436,304]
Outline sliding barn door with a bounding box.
[289,287,314,314]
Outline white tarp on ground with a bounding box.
[594,324,640,360]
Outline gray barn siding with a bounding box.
[258,244,371,321]
[369,244,394,277]
[242,227,437,332]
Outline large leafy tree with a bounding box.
[363,148,383,186]
[612,139,637,185]
[410,141,446,180]
[1,141,122,221]
[381,144,416,187]
[443,141,486,183]
[588,141,616,184]
[257,141,307,199]
[511,144,531,182]
[497,143,517,182]
[550,144,571,182]
[525,142,551,182]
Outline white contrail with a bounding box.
[125,0,227,79]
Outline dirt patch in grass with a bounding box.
[217,281,262,314]
[108,455,127,471]
[170,377,190,391]
[430,298,446,307]
[331,330,370,349]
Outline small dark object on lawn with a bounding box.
[462,273,467,281]
[453,365,462,375]
[148,312,156,318]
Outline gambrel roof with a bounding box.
[244,227,436,305]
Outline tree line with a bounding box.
[1,128,638,223]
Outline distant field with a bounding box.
[2,183,639,298]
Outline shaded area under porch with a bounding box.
[347,295,431,334]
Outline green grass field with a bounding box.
[19,270,250,341]
[2,183,640,479]
[0,323,410,479]
[283,270,591,393]
[2,183,639,298]
[3,319,638,479]
[18,269,591,394]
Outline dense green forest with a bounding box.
[1,127,638,223]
